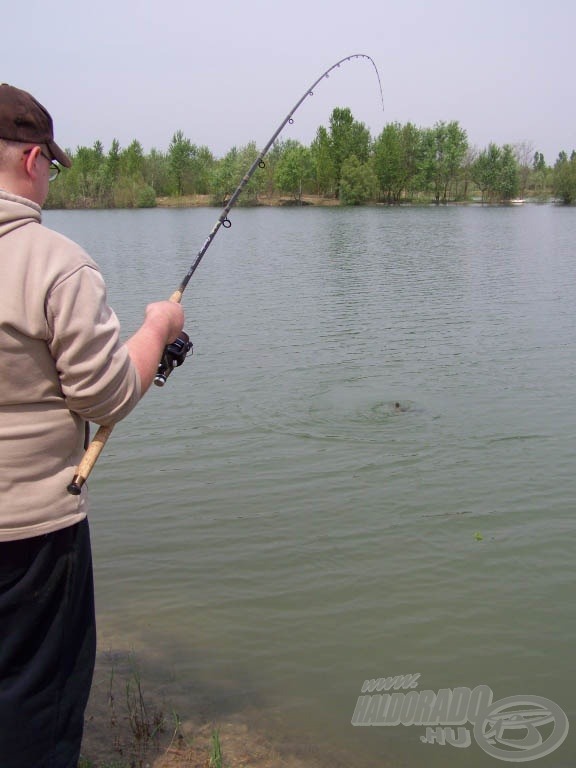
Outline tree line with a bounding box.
[45,108,576,209]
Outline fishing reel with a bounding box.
[154,331,193,387]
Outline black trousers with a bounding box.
[0,519,96,768]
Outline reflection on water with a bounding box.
[46,205,576,768]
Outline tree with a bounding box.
[236,142,265,202]
[498,144,519,200]
[110,140,149,207]
[274,140,313,202]
[190,145,215,195]
[210,142,263,205]
[339,156,377,205]
[143,148,170,196]
[261,140,285,197]
[105,139,121,185]
[471,142,519,201]
[69,142,107,204]
[373,122,404,203]
[531,151,548,198]
[552,151,576,204]
[373,122,423,203]
[418,121,468,203]
[210,146,238,205]
[310,126,335,196]
[120,140,145,180]
[327,107,371,198]
[513,141,534,198]
[460,146,478,200]
[471,143,502,202]
[168,130,193,196]
[533,151,546,173]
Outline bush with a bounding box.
[136,185,157,208]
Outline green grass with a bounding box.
[209,727,223,768]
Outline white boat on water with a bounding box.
[509,198,525,205]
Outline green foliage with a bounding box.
[111,179,137,208]
[168,130,193,196]
[120,140,145,180]
[209,728,223,768]
[339,155,377,205]
[260,139,285,196]
[193,145,216,194]
[326,107,371,198]
[210,145,239,204]
[498,144,520,200]
[373,122,405,202]
[310,126,335,196]
[274,140,313,201]
[471,143,500,201]
[143,147,170,195]
[418,121,468,202]
[372,120,469,203]
[136,184,157,208]
[470,143,519,202]
[210,142,263,205]
[533,151,546,172]
[373,122,422,202]
[43,109,561,210]
[105,139,121,186]
[552,150,576,203]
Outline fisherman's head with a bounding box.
[0,84,70,205]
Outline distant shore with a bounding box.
[45,193,556,212]
[155,193,342,208]
[154,194,549,209]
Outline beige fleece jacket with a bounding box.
[0,190,141,541]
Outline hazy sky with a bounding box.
[4,0,574,164]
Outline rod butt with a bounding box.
[67,475,85,495]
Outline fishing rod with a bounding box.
[67,53,384,495]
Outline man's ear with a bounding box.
[23,146,41,180]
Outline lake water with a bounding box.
[45,204,576,767]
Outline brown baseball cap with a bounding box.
[0,83,71,168]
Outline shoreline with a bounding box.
[81,646,366,768]
[155,194,548,209]
[45,194,554,212]
[155,193,342,208]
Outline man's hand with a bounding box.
[125,301,185,394]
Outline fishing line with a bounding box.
[67,53,385,494]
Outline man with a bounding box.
[0,84,185,767]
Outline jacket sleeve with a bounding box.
[46,263,141,425]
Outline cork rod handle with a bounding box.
[66,425,113,495]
